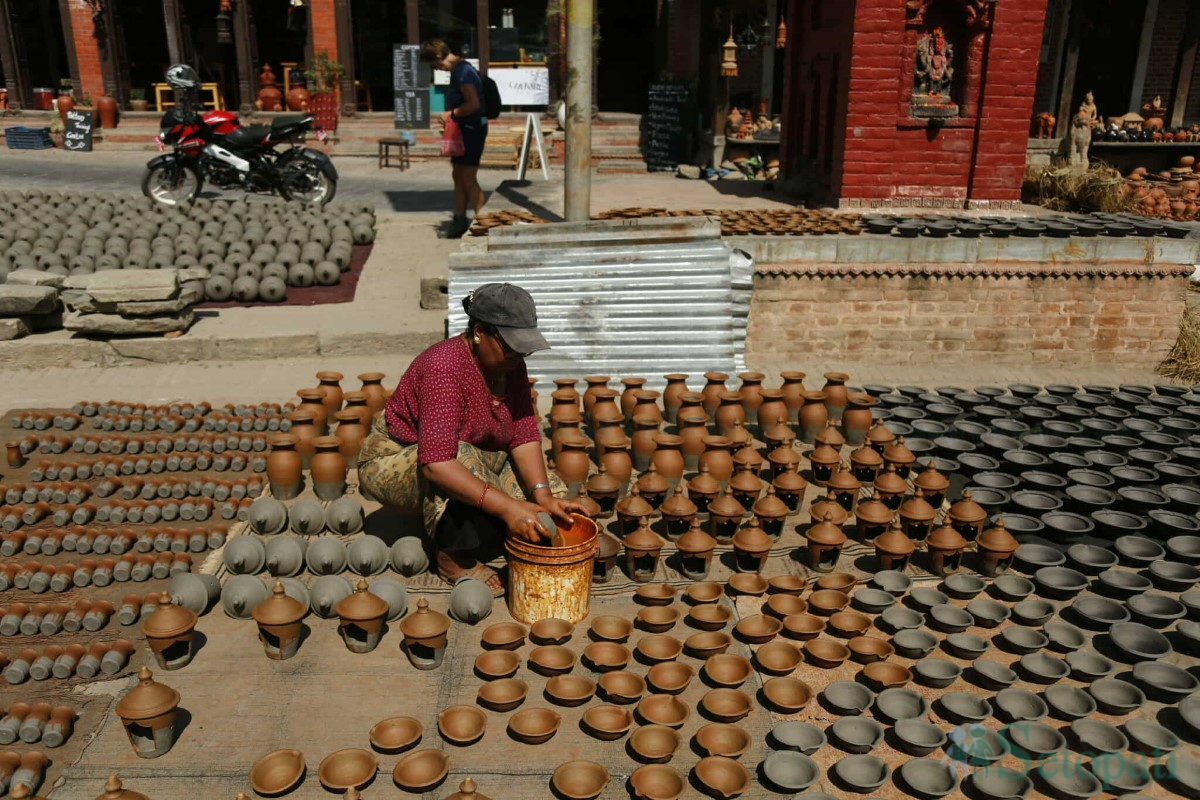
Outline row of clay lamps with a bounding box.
[9,431,279,460]
[2,526,229,557]
[3,640,132,684]
[0,554,192,592]
[0,600,113,635]
[0,752,49,797]
[2,476,260,503]
[0,704,75,746]
[4,451,262,478]
[1,496,228,529]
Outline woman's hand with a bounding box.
[500,499,554,543]
[539,496,588,527]
[437,111,452,129]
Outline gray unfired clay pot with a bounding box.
[305,536,348,575]
[168,573,220,615]
[309,574,353,618]
[247,496,288,535]
[368,577,408,621]
[223,536,266,575]
[392,537,429,576]
[325,497,364,534]
[221,574,269,619]
[347,535,389,576]
[448,577,493,624]
[289,498,326,535]
[264,536,307,577]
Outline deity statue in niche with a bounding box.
[912,27,959,118]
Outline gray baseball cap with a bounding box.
[463,283,550,355]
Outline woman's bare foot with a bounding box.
[436,549,503,595]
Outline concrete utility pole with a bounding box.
[564,0,593,222]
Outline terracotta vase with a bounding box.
[297,389,329,434]
[677,411,709,472]
[589,390,622,434]
[266,434,303,500]
[633,390,663,429]
[662,374,690,424]
[309,436,347,501]
[286,84,311,112]
[736,372,765,425]
[699,436,734,487]
[56,94,74,125]
[553,378,581,406]
[799,391,829,444]
[630,416,660,472]
[582,376,611,422]
[549,390,582,432]
[555,433,592,492]
[757,390,787,435]
[821,372,850,422]
[714,392,746,438]
[593,412,627,458]
[287,410,319,468]
[6,442,23,468]
[552,413,586,464]
[701,372,729,416]
[333,409,367,465]
[779,371,806,423]
[677,391,705,420]
[599,439,634,488]
[96,95,118,129]
[650,433,685,488]
[357,372,389,416]
[620,378,647,424]
[841,393,876,446]
[341,392,372,428]
[314,371,344,415]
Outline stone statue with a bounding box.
[1035,112,1056,139]
[1078,91,1099,129]
[912,27,958,118]
[1068,112,1091,167]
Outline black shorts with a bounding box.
[452,120,488,167]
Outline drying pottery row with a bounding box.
[223,531,425,580]
[3,640,131,684]
[0,554,193,593]
[0,525,229,557]
[0,704,75,747]
[0,599,112,635]
[0,751,50,796]
[245,497,365,536]
[472,207,860,238]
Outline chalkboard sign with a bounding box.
[394,89,431,130]
[64,109,94,152]
[644,84,689,171]
[393,43,430,91]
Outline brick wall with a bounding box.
[747,270,1187,369]
[66,0,103,101]
[1143,0,1187,108]
[309,0,339,61]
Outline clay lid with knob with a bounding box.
[771,465,807,492]
[597,533,621,559]
[94,775,149,800]
[807,443,840,466]
[873,464,908,494]
[926,523,968,551]
[898,489,936,523]
[948,489,987,524]
[729,469,762,494]
[854,497,892,526]
[731,522,773,555]
[615,486,653,517]
[444,776,491,799]
[976,518,1019,554]
[875,521,916,556]
[586,465,622,494]
[659,489,697,519]
[572,485,602,519]
[866,419,896,446]
[676,520,716,556]
[707,489,746,519]
[623,521,663,553]
[688,465,721,494]
[635,465,669,495]
[399,597,450,639]
[883,437,916,463]
[827,467,862,492]
[807,512,847,546]
[140,597,197,639]
[252,580,307,626]
[732,446,764,471]
[335,579,389,623]
[752,486,789,520]
[114,667,180,722]
[763,419,795,445]
[913,461,949,492]
[815,421,845,449]
[850,444,883,468]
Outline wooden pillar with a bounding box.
[760,0,778,112]
[335,0,355,115]
[1054,0,1081,130]
[0,0,29,108]
[97,0,121,100]
[1127,0,1159,114]
[57,0,81,98]
[1044,0,1071,117]
[162,0,187,65]
[405,0,419,44]
[1171,2,1200,128]
[476,0,489,71]
[233,0,255,113]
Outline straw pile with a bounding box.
[1159,298,1200,382]
[1022,163,1135,213]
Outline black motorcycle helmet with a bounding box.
[165,64,199,91]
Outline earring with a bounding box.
[474,336,481,343]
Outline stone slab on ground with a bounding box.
[0,284,58,315]
[0,317,30,340]
[63,309,194,335]
[4,269,66,289]
[84,270,180,302]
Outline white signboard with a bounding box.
[490,67,550,106]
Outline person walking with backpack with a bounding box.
[421,39,489,239]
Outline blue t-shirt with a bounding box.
[449,61,486,125]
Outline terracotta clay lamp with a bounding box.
[875,521,917,571]
[926,523,968,576]
[369,716,422,754]
[252,580,307,660]
[686,582,724,604]
[249,749,307,797]
[443,776,492,800]
[807,443,840,485]
[637,694,691,728]
[551,761,609,800]
[729,468,764,511]
[694,757,751,799]
[873,464,908,511]
[140,597,197,671]
[805,513,847,573]
[811,489,849,527]
[474,649,520,680]
[862,661,912,690]
[855,497,893,541]
[727,572,768,596]
[913,461,950,508]
[114,666,180,758]
[634,583,676,606]
[706,490,746,543]
[593,533,621,584]
[696,722,752,758]
[544,674,596,706]
[658,489,697,539]
[615,487,653,535]
[976,518,1019,577]
[687,603,732,631]
[530,617,574,644]
[763,676,814,713]
[392,749,450,792]
[623,521,664,582]
[828,610,872,638]
[828,467,862,512]
[477,678,528,711]
[783,613,827,642]
[336,579,390,656]
[898,489,937,541]
[646,660,693,695]
[597,670,645,704]
[850,444,884,482]
[703,653,752,688]
[685,631,733,659]
[636,606,680,633]
[636,634,683,663]
[590,615,633,642]
[948,490,988,541]
[765,594,807,619]
[849,635,895,664]
[676,520,717,580]
[529,644,576,676]
[581,704,635,741]
[438,705,486,746]
[481,621,526,650]
[867,419,896,455]
[734,614,782,644]
[583,641,630,672]
[687,465,721,514]
[803,638,850,669]
[771,465,807,512]
[629,725,681,764]
[731,521,773,573]
[317,748,377,791]
[883,437,917,479]
[756,640,803,675]
[508,708,561,744]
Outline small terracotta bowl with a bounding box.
[249,748,306,796]
[629,724,681,763]
[637,693,691,728]
[508,708,561,744]
[694,756,751,798]
[862,661,912,690]
[849,635,895,664]
[735,614,783,644]
[584,641,631,672]
[598,670,645,704]
[684,631,733,658]
[635,583,677,606]
[755,641,802,675]
[317,748,378,791]
[703,653,753,688]
[768,575,806,595]
[809,590,851,616]
[687,604,732,631]
[437,705,487,746]
[368,716,422,754]
[686,582,724,603]
[481,621,526,650]
[701,688,752,722]
[816,572,857,591]
[530,617,573,645]
[392,749,449,792]
[581,704,635,740]
[829,610,872,638]
[477,678,528,712]
[637,606,680,632]
[804,638,850,668]
[529,644,576,675]
[474,649,520,680]
[647,660,694,694]
[590,614,633,642]
[631,764,685,800]
[727,573,769,595]
[695,722,752,757]
[765,594,808,619]
[763,677,814,713]
[636,634,683,663]
[783,613,826,640]
[552,760,609,800]
[545,674,596,706]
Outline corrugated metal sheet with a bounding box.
[448,217,750,384]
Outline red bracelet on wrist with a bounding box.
[477,484,491,509]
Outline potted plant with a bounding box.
[48,111,64,148]
[303,50,343,132]
[129,88,148,112]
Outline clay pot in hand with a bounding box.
[623,522,663,582]
[822,372,850,421]
[266,434,303,500]
[898,489,936,541]
[335,578,389,654]
[948,490,987,541]
[140,598,197,671]
[976,518,1019,577]
[874,522,916,571]
[732,522,773,573]
[676,520,716,580]
[309,437,347,501]
[114,666,180,758]
[805,512,846,573]
[252,580,307,660]
[842,393,877,446]
[926,524,968,576]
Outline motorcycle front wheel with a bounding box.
[141,162,202,206]
[278,158,337,206]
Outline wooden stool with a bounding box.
[379,138,411,170]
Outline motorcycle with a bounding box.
[141,99,338,207]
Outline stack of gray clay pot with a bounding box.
[0,285,61,341]
[60,269,206,335]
